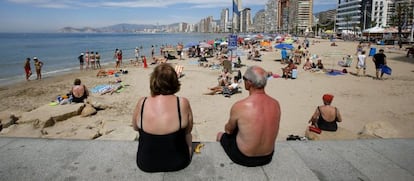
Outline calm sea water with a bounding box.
[0,33,224,85]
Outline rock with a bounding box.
[0,124,42,138]
[81,104,97,117]
[42,126,101,140]
[0,111,19,129]
[96,125,137,141]
[17,103,84,128]
[305,127,357,140]
[358,121,398,139]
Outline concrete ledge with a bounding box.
[0,138,413,180]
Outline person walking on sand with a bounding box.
[216,65,281,167]
[373,49,387,80]
[24,58,32,81]
[33,57,44,80]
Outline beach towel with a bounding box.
[326,70,345,76]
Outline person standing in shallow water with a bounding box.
[24,58,32,81]
[33,57,44,80]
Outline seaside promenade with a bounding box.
[0,137,413,180]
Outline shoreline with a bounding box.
[1,38,414,141]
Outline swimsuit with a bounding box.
[71,86,88,103]
[220,128,274,167]
[317,106,338,131]
[137,97,191,172]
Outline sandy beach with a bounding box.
[1,38,414,141]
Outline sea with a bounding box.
[0,33,225,86]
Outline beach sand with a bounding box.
[1,38,414,141]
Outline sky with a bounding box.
[0,0,337,32]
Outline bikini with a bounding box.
[136,97,191,172]
[317,106,338,131]
[220,128,274,167]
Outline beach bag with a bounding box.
[381,65,392,75]
[309,125,321,134]
[291,69,298,79]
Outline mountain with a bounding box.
[58,23,168,33]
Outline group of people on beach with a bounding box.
[24,57,43,81]
[77,51,101,71]
[130,63,342,172]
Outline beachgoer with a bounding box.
[282,60,297,79]
[24,58,32,81]
[308,94,342,131]
[218,68,231,86]
[95,52,101,69]
[70,78,89,103]
[316,59,324,70]
[356,42,363,55]
[135,47,140,64]
[90,51,95,70]
[114,49,121,69]
[356,50,367,76]
[78,53,84,71]
[216,65,281,167]
[33,57,44,80]
[372,49,387,80]
[204,77,239,95]
[132,63,193,172]
[85,52,90,70]
[151,45,155,58]
[303,58,313,71]
[177,43,183,60]
[117,49,123,67]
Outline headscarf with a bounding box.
[322,94,334,104]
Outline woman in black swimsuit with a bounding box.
[308,94,342,131]
[132,63,194,172]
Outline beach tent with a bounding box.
[363,26,384,33]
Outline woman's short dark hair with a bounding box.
[150,64,180,96]
[74,78,81,85]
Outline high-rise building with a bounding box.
[336,0,373,32]
[220,8,230,33]
[240,8,252,33]
[296,0,313,34]
[265,0,279,33]
[253,9,266,33]
[232,0,242,33]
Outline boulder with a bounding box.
[0,111,19,129]
[305,127,357,140]
[81,104,97,117]
[42,126,101,140]
[97,125,138,141]
[0,124,42,138]
[358,120,398,139]
[17,103,84,128]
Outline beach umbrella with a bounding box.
[274,43,294,50]
[260,41,271,47]
[282,39,294,44]
[220,41,228,46]
[207,40,215,45]
[199,42,212,48]
[185,42,198,48]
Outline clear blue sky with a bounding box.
[0,0,336,32]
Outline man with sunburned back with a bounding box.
[70,78,89,103]
[216,65,281,167]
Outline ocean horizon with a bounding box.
[0,32,226,86]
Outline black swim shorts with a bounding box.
[220,133,273,167]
